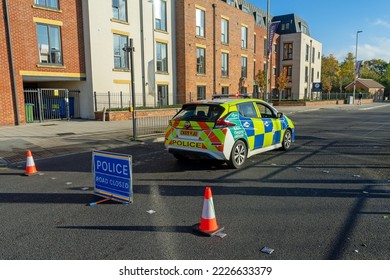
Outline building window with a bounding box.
[197,86,206,100]
[241,26,248,49]
[254,34,257,53]
[283,65,293,81]
[157,84,169,106]
[112,0,127,22]
[283,43,293,60]
[305,44,309,61]
[311,68,314,83]
[226,0,235,7]
[36,24,62,65]
[156,42,168,72]
[221,52,229,77]
[241,56,247,78]
[222,86,229,94]
[196,8,205,37]
[312,47,316,63]
[305,66,308,82]
[113,34,128,69]
[253,61,256,79]
[196,47,206,74]
[221,18,229,44]
[155,0,167,31]
[34,0,59,9]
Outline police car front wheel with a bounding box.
[282,129,292,150]
[228,140,247,169]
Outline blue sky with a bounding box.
[247,0,390,62]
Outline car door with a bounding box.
[255,102,282,147]
[236,102,265,150]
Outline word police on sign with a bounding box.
[92,150,133,204]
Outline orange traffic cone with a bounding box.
[193,186,224,236]
[25,150,38,176]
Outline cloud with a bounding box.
[373,19,390,28]
[358,37,390,62]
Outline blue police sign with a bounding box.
[92,150,133,204]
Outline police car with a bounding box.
[164,95,295,168]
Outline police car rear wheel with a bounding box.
[282,129,292,150]
[228,140,247,169]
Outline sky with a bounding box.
[247,0,390,63]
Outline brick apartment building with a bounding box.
[1,0,85,126]
[1,0,321,126]
[176,0,279,103]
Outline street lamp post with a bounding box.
[265,0,270,102]
[353,30,362,104]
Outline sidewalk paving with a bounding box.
[0,103,388,168]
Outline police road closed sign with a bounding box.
[92,150,133,204]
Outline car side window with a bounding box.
[256,103,275,118]
[237,102,258,118]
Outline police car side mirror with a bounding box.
[277,112,283,118]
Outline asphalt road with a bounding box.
[0,106,389,260]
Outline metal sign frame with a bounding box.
[92,150,133,204]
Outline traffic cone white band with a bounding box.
[26,156,35,167]
[202,198,216,219]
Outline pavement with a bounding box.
[1,102,389,168]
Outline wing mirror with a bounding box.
[277,112,284,118]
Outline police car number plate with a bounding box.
[180,130,198,137]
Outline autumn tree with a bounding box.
[255,69,267,99]
[321,54,339,93]
[276,68,289,100]
[338,52,355,92]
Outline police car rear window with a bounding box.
[173,104,224,122]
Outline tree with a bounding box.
[255,69,267,99]
[321,54,339,93]
[339,52,355,92]
[276,68,289,100]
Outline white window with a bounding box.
[34,0,59,9]
[221,53,229,77]
[196,8,205,37]
[113,34,128,69]
[196,47,206,74]
[221,18,229,44]
[155,0,167,31]
[156,42,168,72]
[112,0,127,22]
[36,24,62,64]
[241,26,248,49]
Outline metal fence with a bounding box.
[24,89,80,122]
[130,114,175,138]
[94,91,163,111]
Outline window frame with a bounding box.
[196,47,206,75]
[113,33,129,69]
[34,0,59,10]
[196,8,205,37]
[221,18,229,44]
[155,0,167,31]
[283,42,293,60]
[241,56,247,78]
[241,26,248,49]
[36,23,63,65]
[221,52,229,77]
[112,0,128,22]
[156,41,168,73]
[197,85,206,100]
